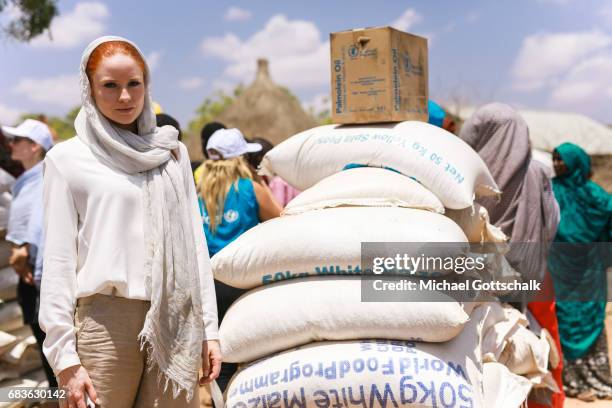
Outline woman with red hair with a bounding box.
[39,36,220,407]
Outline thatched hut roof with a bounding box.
[216,59,317,146]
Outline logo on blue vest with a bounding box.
[224,210,240,223]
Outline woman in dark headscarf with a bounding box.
[548,142,612,401]
[459,103,564,408]
[459,103,559,267]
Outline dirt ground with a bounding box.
[564,303,612,407]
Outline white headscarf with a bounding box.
[76,36,203,400]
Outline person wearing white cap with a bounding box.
[38,36,220,407]
[205,128,263,160]
[1,118,56,389]
[197,127,281,392]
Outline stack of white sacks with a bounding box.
[213,121,559,408]
[0,173,49,404]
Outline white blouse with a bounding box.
[39,137,218,375]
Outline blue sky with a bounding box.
[1,0,612,128]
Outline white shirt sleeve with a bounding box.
[179,144,219,340]
[39,157,82,374]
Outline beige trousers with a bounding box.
[73,294,200,408]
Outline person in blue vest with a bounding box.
[197,128,281,393]
[428,100,456,133]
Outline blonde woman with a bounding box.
[39,36,220,407]
[198,128,280,391]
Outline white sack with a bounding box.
[0,331,17,356]
[1,334,36,365]
[226,305,490,408]
[0,301,23,333]
[482,362,531,408]
[213,207,469,289]
[260,121,499,209]
[482,302,528,363]
[0,349,42,382]
[499,326,550,376]
[220,277,477,363]
[481,302,554,386]
[0,326,31,358]
[283,167,444,215]
[0,334,42,382]
[445,204,507,244]
[0,192,12,233]
[0,241,12,270]
[0,266,18,301]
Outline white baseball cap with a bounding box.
[2,119,54,152]
[206,128,262,160]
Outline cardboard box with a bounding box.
[330,26,428,124]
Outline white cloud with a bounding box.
[201,15,329,89]
[146,51,162,71]
[179,77,205,90]
[0,104,23,126]
[201,33,242,57]
[12,75,80,107]
[511,30,612,91]
[224,6,252,22]
[30,2,109,49]
[390,8,422,32]
[550,53,612,106]
[511,29,612,118]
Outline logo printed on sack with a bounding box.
[348,45,359,58]
[224,210,240,223]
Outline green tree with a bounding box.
[305,95,333,125]
[0,0,58,42]
[19,106,79,140]
[188,85,243,135]
[48,106,79,139]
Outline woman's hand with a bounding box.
[58,364,98,408]
[200,340,222,385]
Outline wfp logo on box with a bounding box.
[348,45,377,59]
[402,51,424,76]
